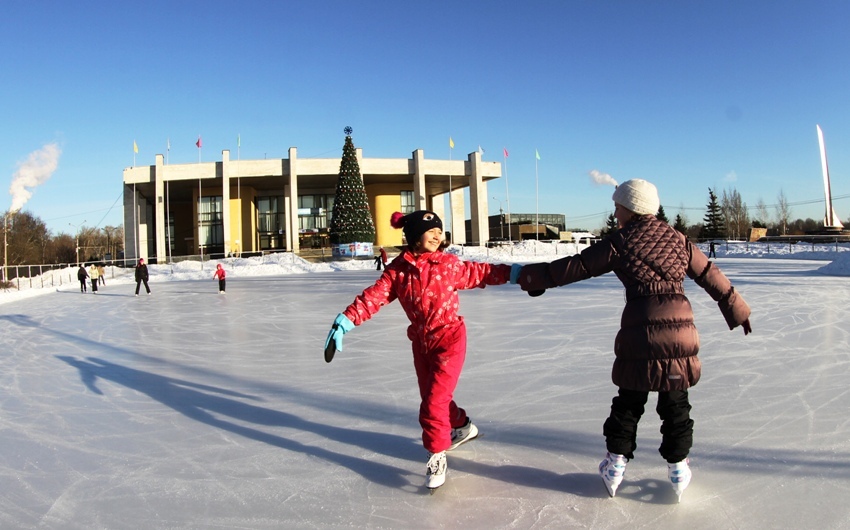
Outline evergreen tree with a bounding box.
[673,213,688,234]
[600,212,618,237]
[701,188,726,240]
[329,127,376,245]
[656,204,669,224]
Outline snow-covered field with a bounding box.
[1,241,849,528]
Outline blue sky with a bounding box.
[3,1,850,235]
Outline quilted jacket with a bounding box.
[519,215,751,391]
[343,249,511,345]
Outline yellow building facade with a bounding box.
[123,147,502,263]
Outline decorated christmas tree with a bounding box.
[329,127,376,250]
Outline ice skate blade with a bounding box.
[602,479,617,497]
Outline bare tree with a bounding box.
[721,187,750,240]
[776,189,792,235]
[754,198,770,228]
[3,211,50,265]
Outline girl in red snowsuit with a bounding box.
[324,210,519,490]
[213,263,226,293]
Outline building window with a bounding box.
[199,196,223,247]
[401,191,415,214]
[298,194,334,230]
[257,196,285,233]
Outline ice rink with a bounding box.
[1,257,849,528]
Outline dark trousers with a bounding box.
[79,279,87,292]
[91,279,98,293]
[135,279,150,294]
[218,279,226,292]
[603,388,693,463]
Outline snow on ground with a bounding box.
[1,242,850,528]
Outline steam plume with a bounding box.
[9,143,61,213]
[589,169,617,187]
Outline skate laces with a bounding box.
[427,451,446,475]
[600,453,627,479]
[668,459,691,484]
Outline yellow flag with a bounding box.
[133,141,139,154]
[449,137,454,149]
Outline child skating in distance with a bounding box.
[324,210,521,492]
[517,179,752,502]
[213,263,226,293]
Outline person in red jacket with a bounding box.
[213,263,226,294]
[324,210,521,491]
[517,179,752,501]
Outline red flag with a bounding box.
[196,136,202,148]
[503,147,509,158]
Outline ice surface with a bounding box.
[2,243,850,528]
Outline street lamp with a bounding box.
[492,197,504,239]
[69,220,86,265]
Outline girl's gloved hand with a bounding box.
[324,313,355,363]
[510,264,522,284]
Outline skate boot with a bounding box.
[599,452,628,497]
[668,459,691,502]
[425,451,447,491]
[449,418,479,450]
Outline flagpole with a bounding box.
[197,135,203,266]
[504,148,511,242]
[237,134,241,256]
[535,149,539,241]
[448,137,453,244]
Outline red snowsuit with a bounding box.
[343,248,511,453]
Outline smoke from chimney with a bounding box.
[589,169,617,187]
[9,143,61,213]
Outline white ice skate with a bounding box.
[668,459,691,502]
[599,452,628,497]
[426,451,447,492]
[449,419,479,450]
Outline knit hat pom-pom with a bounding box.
[390,211,406,229]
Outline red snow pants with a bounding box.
[410,321,469,453]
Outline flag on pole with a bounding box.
[237,134,241,148]
[167,138,171,152]
[133,140,138,154]
[196,136,202,148]
[449,137,454,149]
[503,147,509,158]
[478,145,485,155]
[535,149,541,160]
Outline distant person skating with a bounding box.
[517,179,752,502]
[89,263,99,294]
[77,264,88,293]
[708,241,716,259]
[373,246,388,271]
[213,263,226,293]
[323,210,521,492]
[134,258,151,296]
[97,264,106,285]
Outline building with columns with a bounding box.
[122,147,502,263]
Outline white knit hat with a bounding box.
[611,179,660,216]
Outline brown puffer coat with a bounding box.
[518,215,751,392]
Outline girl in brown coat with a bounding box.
[518,179,751,501]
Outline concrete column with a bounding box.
[288,147,300,252]
[154,154,167,262]
[284,184,293,251]
[412,149,428,210]
[449,186,465,245]
[468,151,489,245]
[221,150,231,254]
